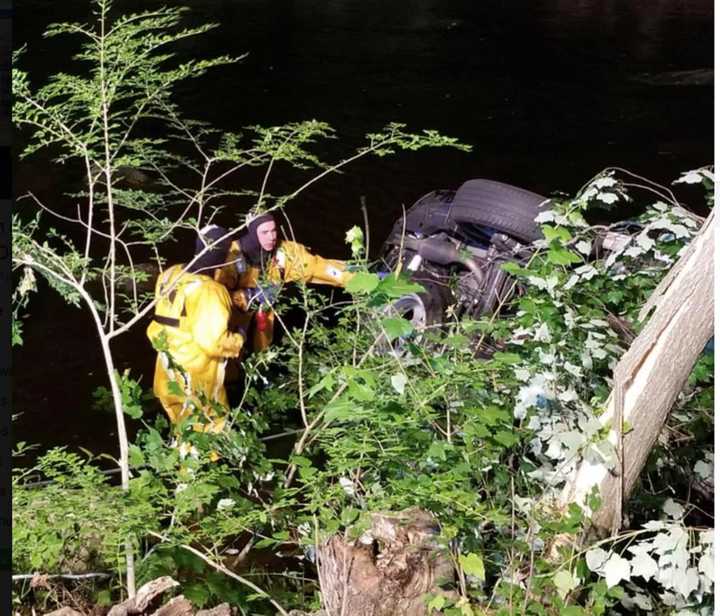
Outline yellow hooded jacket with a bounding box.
[146,264,246,426]
[217,240,354,352]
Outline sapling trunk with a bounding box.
[81,286,136,597]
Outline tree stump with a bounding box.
[316,508,456,616]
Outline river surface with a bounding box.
[13,0,713,458]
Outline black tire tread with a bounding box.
[449,179,549,242]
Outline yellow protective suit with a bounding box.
[217,240,354,352]
[146,264,246,429]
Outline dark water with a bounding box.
[13,0,714,457]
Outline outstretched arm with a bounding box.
[278,241,354,287]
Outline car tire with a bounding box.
[449,179,549,243]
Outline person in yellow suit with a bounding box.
[218,212,355,353]
[146,226,247,435]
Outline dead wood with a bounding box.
[43,608,84,616]
[42,576,234,616]
[108,577,179,616]
[149,596,193,616]
[195,604,232,616]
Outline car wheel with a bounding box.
[380,277,452,356]
[449,179,549,243]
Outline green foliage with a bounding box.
[13,449,160,575]
[14,165,714,614]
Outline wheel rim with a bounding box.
[385,293,428,330]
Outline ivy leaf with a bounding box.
[184,582,211,607]
[96,590,113,606]
[630,593,653,611]
[382,317,413,341]
[501,261,526,276]
[661,498,684,520]
[390,372,407,395]
[575,240,592,255]
[307,371,335,398]
[585,548,608,573]
[347,379,374,402]
[629,548,658,582]
[552,569,579,599]
[345,272,380,294]
[128,444,145,467]
[698,553,713,580]
[676,567,700,597]
[597,192,619,204]
[604,552,631,588]
[458,552,485,582]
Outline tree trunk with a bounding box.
[315,508,456,616]
[558,210,714,534]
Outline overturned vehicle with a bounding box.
[379,179,550,330]
[377,178,639,347]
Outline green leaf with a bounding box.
[347,378,375,402]
[553,569,579,599]
[184,582,210,607]
[427,441,448,461]
[477,405,510,425]
[458,552,485,582]
[559,607,586,616]
[128,444,145,467]
[307,371,335,398]
[376,273,425,298]
[604,553,631,588]
[501,261,526,276]
[254,537,276,549]
[492,430,519,448]
[291,455,312,468]
[122,403,143,420]
[324,398,357,421]
[382,317,414,341]
[340,507,359,526]
[426,594,447,611]
[95,590,113,606]
[491,352,522,365]
[548,247,583,266]
[587,486,602,512]
[542,225,573,243]
[390,372,407,395]
[345,272,380,294]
